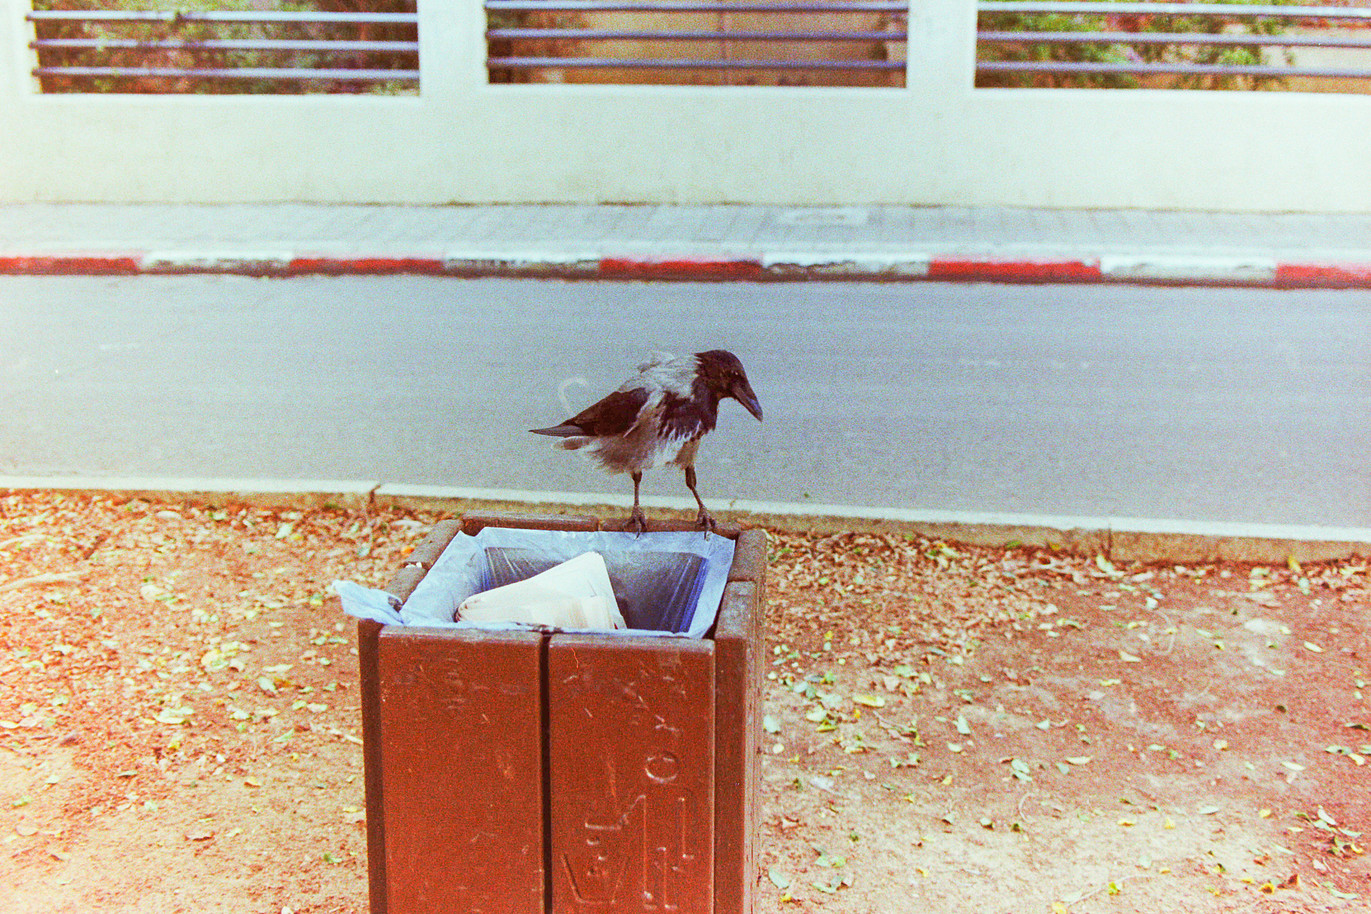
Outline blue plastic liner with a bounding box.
[336,526,735,638]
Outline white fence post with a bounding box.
[905,0,978,96]
[417,0,488,102]
[1,0,37,99]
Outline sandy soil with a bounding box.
[0,492,1367,913]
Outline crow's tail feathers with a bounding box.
[531,424,592,452]
[530,423,583,438]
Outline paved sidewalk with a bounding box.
[3,202,1371,285]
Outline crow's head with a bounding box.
[696,350,763,422]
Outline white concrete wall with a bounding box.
[3,0,1371,211]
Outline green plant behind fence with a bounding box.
[977,0,1299,90]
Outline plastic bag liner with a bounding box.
[335,527,735,639]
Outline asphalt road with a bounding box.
[2,275,1368,527]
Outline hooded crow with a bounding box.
[531,349,763,533]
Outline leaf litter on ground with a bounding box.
[2,495,1370,912]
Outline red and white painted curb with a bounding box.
[4,248,1371,287]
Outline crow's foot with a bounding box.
[696,508,717,537]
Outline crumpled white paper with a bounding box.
[456,551,625,630]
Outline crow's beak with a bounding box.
[733,379,763,422]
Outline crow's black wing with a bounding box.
[566,386,652,435]
[530,386,651,438]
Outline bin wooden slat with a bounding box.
[548,635,715,912]
[713,578,760,914]
[377,628,547,913]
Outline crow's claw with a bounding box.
[696,509,717,538]
[627,506,647,537]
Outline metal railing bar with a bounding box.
[26,11,418,25]
[487,0,906,12]
[487,27,904,40]
[977,2,1371,22]
[31,66,420,81]
[487,55,903,68]
[978,30,1371,49]
[32,39,419,53]
[977,59,1371,77]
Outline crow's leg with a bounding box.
[683,465,716,534]
[628,470,646,536]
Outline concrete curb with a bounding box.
[4,249,1371,287]
[3,475,1369,564]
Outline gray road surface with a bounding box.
[2,275,1367,527]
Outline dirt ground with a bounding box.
[0,492,1368,913]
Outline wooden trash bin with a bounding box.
[357,512,765,913]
